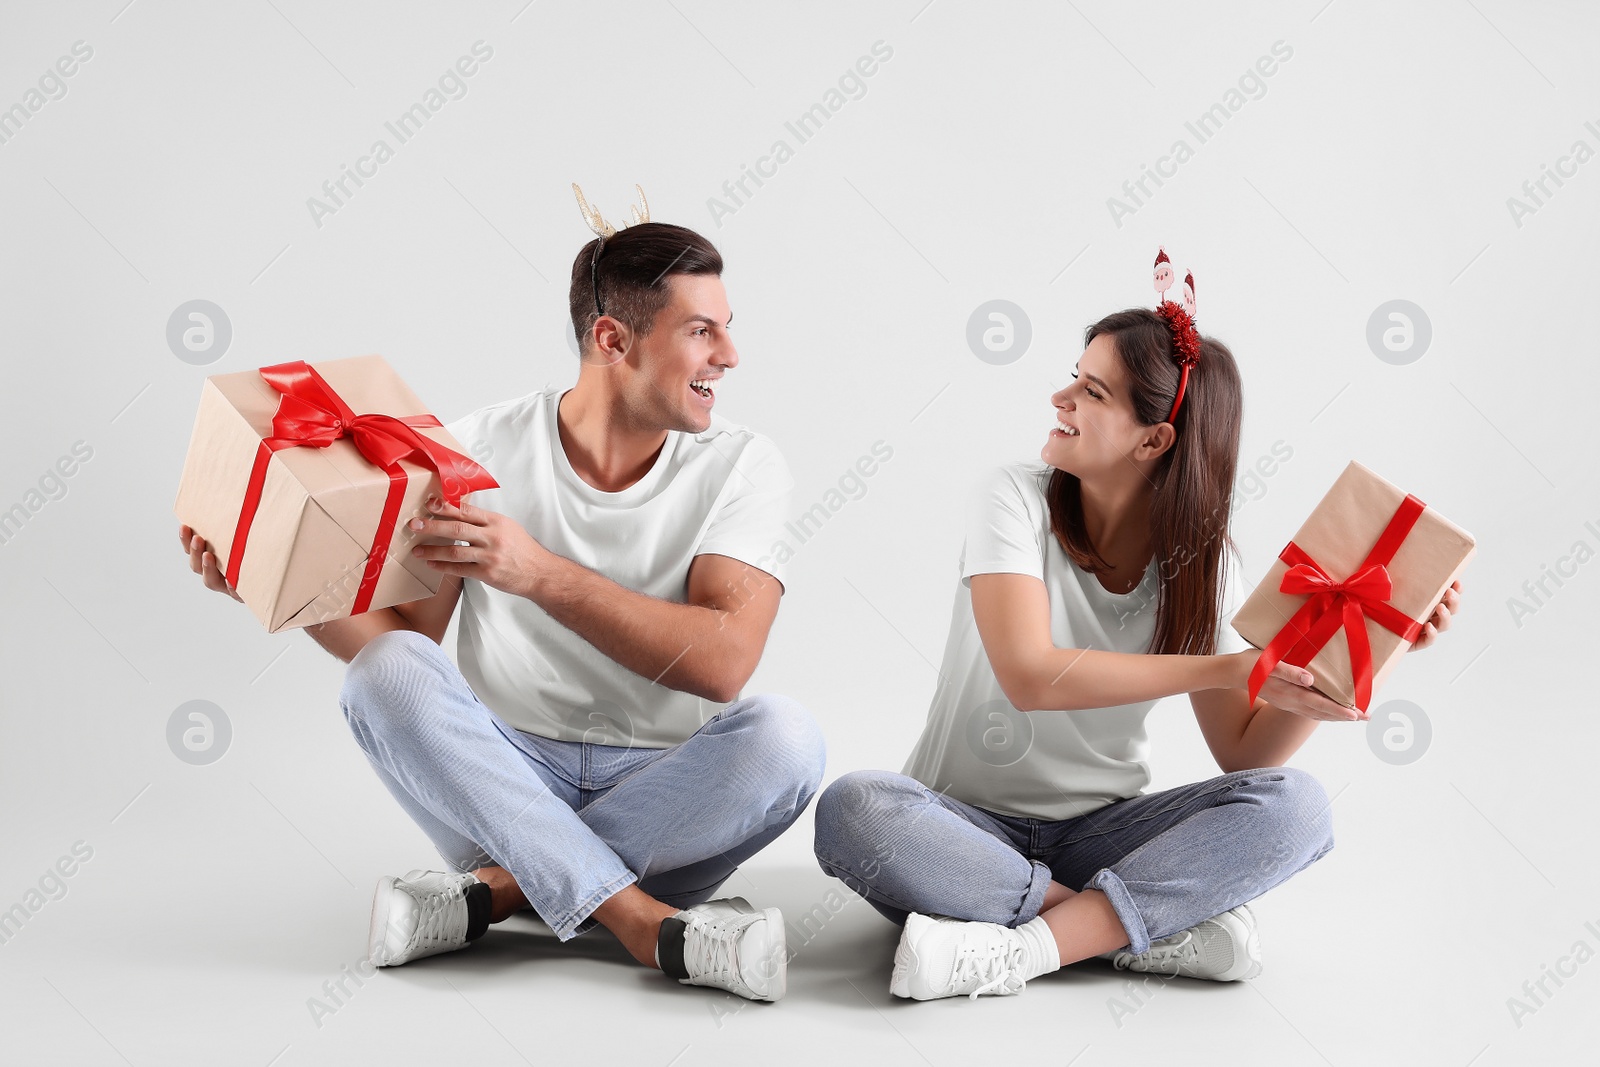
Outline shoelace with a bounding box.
[951,934,1026,999]
[1115,930,1197,976]
[403,880,467,950]
[682,916,745,992]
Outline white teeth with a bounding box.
[1055,420,1078,436]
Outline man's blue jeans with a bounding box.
[812,767,1334,955]
[339,629,826,940]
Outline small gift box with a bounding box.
[1231,461,1475,710]
[173,355,498,633]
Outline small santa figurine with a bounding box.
[1181,270,1196,317]
[1153,247,1175,302]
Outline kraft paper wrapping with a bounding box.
[172,354,482,633]
[1231,461,1476,708]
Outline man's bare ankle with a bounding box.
[592,891,679,967]
[471,866,525,924]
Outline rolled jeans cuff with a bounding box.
[1014,859,1053,927]
[1088,867,1151,955]
[546,871,638,941]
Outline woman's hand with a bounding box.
[1224,650,1366,722]
[1407,579,1462,653]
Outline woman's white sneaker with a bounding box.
[890,913,1030,1000]
[1110,903,1262,981]
[369,869,477,967]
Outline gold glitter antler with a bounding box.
[626,184,649,227]
[572,183,616,238]
[572,182,651,237]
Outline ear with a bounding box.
[1135,420,1177,462]
[586,315,632,367]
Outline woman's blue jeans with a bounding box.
[339,629,826,940]
[812,767,1334,955]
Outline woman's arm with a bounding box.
[1190,580,1464,772]
[972,572,1252,711]
[1190,688,1342,773]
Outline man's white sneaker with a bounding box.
[369,869,477,967]
[1110,904,1262,982]
[672,900,787,1002]
[693,896,756,920]
[890,913,1030,1001]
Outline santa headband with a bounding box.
[1151,245,1200,424]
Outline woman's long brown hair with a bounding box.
[1045,308,1243,655]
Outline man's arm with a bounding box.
[409,497,782,703]
[304,575,463,663]
[530,551,781,704]
[180,521,455,665]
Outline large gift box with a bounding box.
[1232,461,1475,710]
[173,355,497,633]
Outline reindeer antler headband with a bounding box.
[1151,246,1200,424]
[572,183,650,315]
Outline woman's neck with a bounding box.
[1078,473,1155,584]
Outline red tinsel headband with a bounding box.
[1152,246,1200,423]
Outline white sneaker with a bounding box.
[369,869,477,967]
[890,913,1029,1001]
[674,900,787,1002]
[1110,904,1262,981]
[694,896,755,920]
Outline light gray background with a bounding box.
[2,1,1596,1063]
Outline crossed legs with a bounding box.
[339,629,825,965]
[813,766,1335,964]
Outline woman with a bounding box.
[812,282,1461,1001]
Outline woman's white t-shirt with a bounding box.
[900,462,1248,822]
[442,388,794,749]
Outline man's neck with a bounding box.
[556,380,669,494]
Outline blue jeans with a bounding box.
[812,767,1334,955]
[339,629,826,940]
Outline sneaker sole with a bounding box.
[888,914,928,999]
[1213,906,1262,982]
[751,906,788,1002]
[368,875,399,967]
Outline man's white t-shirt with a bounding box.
[441,387,794,749]
[900,462,1248,822]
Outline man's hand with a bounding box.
[408,496,550,599]
[179,523,244,603]
[1407,579,1462,653]
[182,519,445,662]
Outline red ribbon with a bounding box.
[1246,494,1428,712]
[223,361,497,618]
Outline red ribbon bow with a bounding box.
[224,360,498,618]
[1245,495,1427,712]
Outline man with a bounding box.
[178,200,822,1003]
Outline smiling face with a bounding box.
[1041,333,1173,481]
[610,272,737,434]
